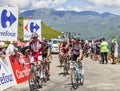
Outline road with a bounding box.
[5,54,120,91]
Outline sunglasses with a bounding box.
[33,37,37,39]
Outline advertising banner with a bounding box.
[0,5,18,41]
[9,55,31,84]
[0,57,16,91]
[23,19,41,40]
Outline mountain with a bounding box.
[18,17,61,40]
[20,8,120,40]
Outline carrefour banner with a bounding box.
[23,19,41,40]
[0,57,16,91]
[9,55,31,84]
[0,5,18,41]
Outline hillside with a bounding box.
[20,8,120,40]
[18,17,61,40]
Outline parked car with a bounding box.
[51,38,61,53]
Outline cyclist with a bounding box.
[59,38,70,73]
[71,36,83,67]
[29,32,43,78]
[42,39,51,75]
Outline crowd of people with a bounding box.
[0,32,119,80]
[58,36,119,68]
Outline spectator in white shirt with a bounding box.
[6,40,18,61]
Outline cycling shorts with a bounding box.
[30,52,42,63]
[72,54,79,62]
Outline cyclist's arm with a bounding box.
[77,49,83,61]
[64,43,69,50]
[47,47,50,57]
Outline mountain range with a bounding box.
[20,8,120,41]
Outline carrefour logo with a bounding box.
[1,9,16,28]
[25,22,40,33]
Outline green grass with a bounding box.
[117,58,120,63]
[18,17,61,41]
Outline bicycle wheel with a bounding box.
[64,60,69,76]
[80,73,84,85]
[59,57,62,67]
[71,69,78,89]
[43,63,49,83]
[28,69,37,91]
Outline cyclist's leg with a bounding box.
[60,52,64,66]
[38,55,43,78]
[45,54,51,76]
[66,52,70,73]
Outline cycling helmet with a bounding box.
[32,32,38,38]
[73,36,80,41]
[62,38,67,42]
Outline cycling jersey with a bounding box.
[71,44,81,55]
[60,42,69,54]
[42,43,50,58]
[29,39,42,62]
[71,44,82,61]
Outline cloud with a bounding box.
[0,0,68,10]
[85,0,120,7]
[31,0,51,9]
[0,0,31,9]
[56,5,83,12]
[52,0,67,5]
[56,7,65,11]
[67,5,83,12]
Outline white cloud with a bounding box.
[67,5,83,12]
[31,0,50,9]
[0,0,68,10]
[56,7,65,11]
[56,5,83,12]
[0,0,31,9]
[52,0,67,5]
[85,0,120,7]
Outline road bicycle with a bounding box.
[63,54,69,76]
[71,60,84,89]
[28,56,43,91]
[42,56,50,83]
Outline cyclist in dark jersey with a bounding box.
[42,39,51,75]
[71,36,83,63]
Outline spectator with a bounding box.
[6,40,18,61]
[0,42,7,59]
[111,36,118,64]
[100,38,109,64]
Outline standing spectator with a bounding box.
[95,40,101,61]
[111,36,118,64]
[100,38,109,64]
[113,42,118,64]
[6,40,18,61]
[0,42,7,59]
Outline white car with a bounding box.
[51,38,61,53]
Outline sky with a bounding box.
[0,0,120,15]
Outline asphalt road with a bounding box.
[5,54,120,91]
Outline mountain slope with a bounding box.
[20,8,120,40]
